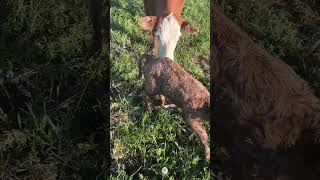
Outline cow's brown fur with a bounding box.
[138,54,210,160]
[212,5,320,180]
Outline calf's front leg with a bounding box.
[142,91,154,114]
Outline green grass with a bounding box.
[110,0,210,179]
[0,0,108,179]
[0,0,319,179]
[220,0,320,95]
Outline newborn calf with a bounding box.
[138,54,210,160]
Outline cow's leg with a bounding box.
[142,91,154,114]
[143,0,150,15]
[143,76,160,113]
[221,0,225,13]
[187,114,210,160]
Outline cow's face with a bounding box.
[139,13,198,60]
[154,13,181,60]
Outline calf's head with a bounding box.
[139,12,198,60]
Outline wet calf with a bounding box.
[138,54,210,160]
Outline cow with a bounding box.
[211,5,320,180]
[138,0,198,60]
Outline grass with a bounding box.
[220,0,320,95]
[0,0,108,179]
[0,0,319,179]
[110,0,210,179]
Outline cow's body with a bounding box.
[212,5,320,180]
[143,0,185,17]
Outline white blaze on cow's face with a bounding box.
[155,13,182,61]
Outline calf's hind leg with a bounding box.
[155,95,177,110]
[187,113,210,160]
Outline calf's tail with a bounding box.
[137,54,153,80]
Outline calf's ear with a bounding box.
[181,21,199,35]
[138,16,157,32]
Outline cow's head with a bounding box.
[139,12,198,60]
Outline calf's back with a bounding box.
[144,57,210,114]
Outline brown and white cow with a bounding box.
[138,0,198,60]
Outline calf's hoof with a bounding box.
[162,104,176,109]
[154,104,177,110]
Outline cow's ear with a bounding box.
[138,16,157,32]
[181,21,199,35]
